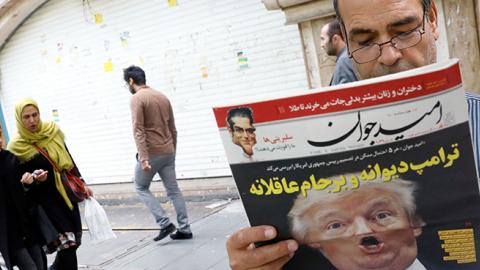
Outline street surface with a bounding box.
[74,199,247,269]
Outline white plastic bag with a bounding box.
[84,197,116,243]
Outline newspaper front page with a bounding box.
[214,59,480,270]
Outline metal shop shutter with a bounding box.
[0,0,308,184]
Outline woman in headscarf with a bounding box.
[7,98,92,270]
[0,124,47,270]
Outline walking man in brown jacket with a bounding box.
[124,65,192,241]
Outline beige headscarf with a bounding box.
[7,97,74,209]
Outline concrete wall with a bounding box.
[442,0,480,91]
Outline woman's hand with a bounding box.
[20,172,34,185]
[21,169,48,185]
[84,186,93,198]
[32,169,48,182]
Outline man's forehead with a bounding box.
[232,116,252,125]
[321,23,329,33]
[310,186,397,205]
[338,0,423,31]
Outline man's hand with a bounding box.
[226,225,298,270]
[141,160,152,172]
[32,169,48,182]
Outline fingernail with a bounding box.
[287,240,298,252]
[264,228,275,239]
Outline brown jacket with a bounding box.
[130,86,177,162]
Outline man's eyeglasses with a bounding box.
[348,15,426,64]
[233,126,256,135]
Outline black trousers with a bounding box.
[49,248,78,270]
[11,244,46,270]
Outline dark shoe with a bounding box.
[154,223,176,241]
[170,230,193,240]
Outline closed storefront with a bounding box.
[0,0,309,183]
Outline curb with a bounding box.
[94,188,240,205]
[89,177,239,205]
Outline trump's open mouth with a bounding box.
[359,236,385,254]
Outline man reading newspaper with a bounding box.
[226,0,480,269]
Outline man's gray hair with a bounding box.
[333,0,432,22]
[332,0,432,43]
[288,176,425,243]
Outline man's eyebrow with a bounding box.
[364,197,396,211]
[313,208,345,221]
[387,15,419,28]
[349,28,374,37]
[349,15,420,37]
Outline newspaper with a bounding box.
[214,59,480,270]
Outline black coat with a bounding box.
[0,150,36,270]
[21,151,82,240]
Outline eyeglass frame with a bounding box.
[343,9,427,64]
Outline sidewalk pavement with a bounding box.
[76,200,248,269]
[75,176,247,269]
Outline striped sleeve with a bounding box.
[466,92,480,179]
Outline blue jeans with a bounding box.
[134,153,191,233]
